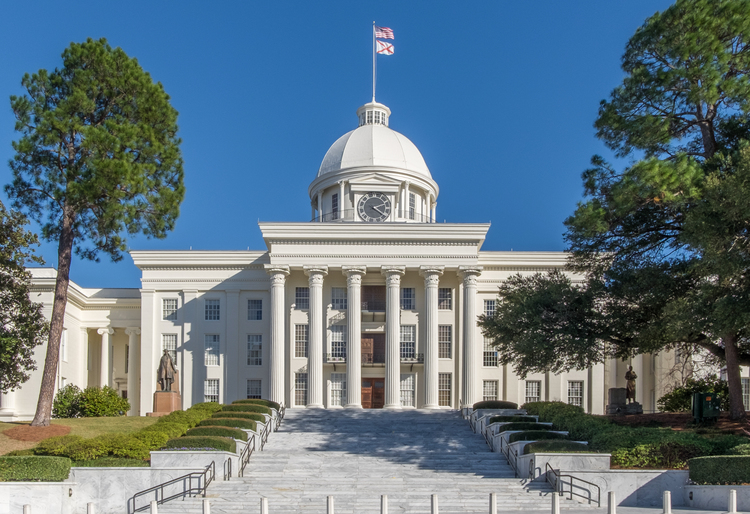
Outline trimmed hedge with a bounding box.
[508,431,568,444]
[473,400,518,410]
[524,441,592,454]
[212,412,266,423]
[221,404,272,416]
[489,415,537,424]
[141,421,189,439]
[496,422,553,433]
[186,427,248,441]
[0,456,71,481]
[165,436,236,453]
[689,456,750,484]
[190,402,224,413]
[74,457,150,467]
[232,399,281,411]
[613,442,708,469]
[34,435,83,456]
[730,444,750,455]
[199,418,257,431]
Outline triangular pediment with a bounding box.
[348,173,403,192]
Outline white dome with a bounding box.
[317,122,432,179]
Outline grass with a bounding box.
[0,417,159,456]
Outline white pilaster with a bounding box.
[459,266,482,407]
[305,266,328,408]
[226,289,240,403]
[420,266,444,408]
[317,191,323,222]
[266,265,290,405]
[404,181,411,219]
[97,327,114,388]
[343,266,366,408]
[431,201,437,223]
[382,266,405,409]
[338,180,345,218]
[125,328,141,416]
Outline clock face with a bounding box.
[357,192,391,222]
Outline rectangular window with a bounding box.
[438,325,452,359]
[409,192,415,220]
[330,325,346,359]
[204,379,219,403]
[483,337,498,367]
[438,373,452,407]
[162,334,178,363]
[247,299,262,321]
[330,372,346,406]
[525,380,541,404]
[247,379,261,399]
[205,299,220,321]
[400,325,416,360]
[400,287,416,310]
[296,287,310,309]
[295,373,308,406]
[331,287,347,310]
[743,378,750,411]
[568,381,584,407]
[163,298,178,320]
[205,335,220,366]
[247,334,262,366]
[438,288,452,310]
[295,325,309,358]
[60,329,68,362]
[483,380,498,401]
[332,193,339,220]
[400,373,415,407]
[484,299,496,317]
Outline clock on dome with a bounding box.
[358,192,391,222]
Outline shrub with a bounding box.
[232,399,281,411]
[0,456,71,481]
[190,402,224,414]
[221,404,272,416]
[133,430,170,450]
[690,456,750,484]
[73,457,150,467]
[524,441,592,454]
[78,386,130,417]
[507,431,568,444]
[488,415,537,424]
[612,441,706,469]
[165,436,236,453]
[186,427,248,442]
[159,409,205,428]
[658,376,729,412]
[5,449,34,456]
[52,384,82,418]
[142,421,189,439]
[729,444,750,455]
[104,435,151,460]
[473,400,518,410]
[61,438,109,461]
[199,418,257,431]
[34,435,83,456]
[496,422,553,433]
[212,412,266,423]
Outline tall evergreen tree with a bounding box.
[6,38,184,426]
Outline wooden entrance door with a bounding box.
[362,378,385,409]
[361,334,385,364]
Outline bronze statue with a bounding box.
[157,349,177,392]
[625,365,637,403]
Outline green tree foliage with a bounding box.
[0,200,48,393]
[657,376,730,412]
[480,0,750,419]
[5,38,184,425]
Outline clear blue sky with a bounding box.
[0,1,674,289]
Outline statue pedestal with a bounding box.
[147,391,182,417]
[606,387,643,415]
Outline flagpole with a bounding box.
[372,21,376,102]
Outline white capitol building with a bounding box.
[0,101,679,419]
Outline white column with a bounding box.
[97,328,114,388]
[343,266,366,408]
[139,290,157,416]
[459,266,482,407]
[0,390,15,417]
[305,266,328,408]
[125,328,141,416]
[420,266,444,409]
[317,191,323,222]
[404,181,411,219]
[338,180,346,218]
[226,290,240,403]
[311,203,316,222]
[80,327,89,387]
[382,266,405,409]
[266,265,290,405]
[431,201,437,223]
[426,193,433,223]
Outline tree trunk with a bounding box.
[723,332,747,421]
[30,207,75,426]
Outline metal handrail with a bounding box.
[259,418,271,450]
[128,461,215,513]
[545,462,601,507]
[312,209,436,224]
[497,436,519,478]
[238,434,255,477]
[224,457,232,481]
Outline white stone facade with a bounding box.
[0,101,694,419]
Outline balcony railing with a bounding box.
[325,353,346,363]
[362,352,386,365]
[312,209,435,223]
[400,353,424,364]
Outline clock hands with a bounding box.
[371,203,387,216]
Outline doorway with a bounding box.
[361,333,385,364]
[362,378,385,408]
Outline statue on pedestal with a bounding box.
[157,349,176,392]
[625,365,637,404]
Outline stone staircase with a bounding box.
[156,409,580,513]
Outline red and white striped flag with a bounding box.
[376,40,394,55]
[375,26,394,39]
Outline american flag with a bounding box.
[375,26,394,39]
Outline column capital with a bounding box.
[381,265,405,276]
[97,327,114,336]
[404,180,411,187]
[458,266,483,285]
[342,266,367,276]
[304,266,328,282]
[124,327,141,337]
[265,264,290,276]
[419,265,444,277]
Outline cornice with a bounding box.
[130,250,269,269]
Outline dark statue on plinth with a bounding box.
[157,349,177,392]
[606,364,643,415]
[625,365,637,404]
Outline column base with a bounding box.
[306,404,325,409]
[344,404,363,409]
[422,403,441,410]
[384,403,402,410]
